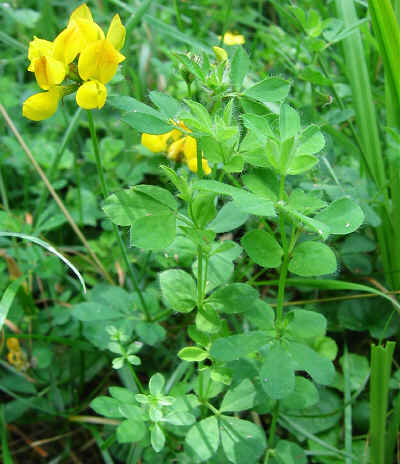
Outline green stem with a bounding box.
[0,166,9,212]
[197,246,203,310]
[267,401,280,455]
[173,0,184,31]
[128,364,145,394]
[87,110,151,321]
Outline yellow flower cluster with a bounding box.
[222,31,245,46]
[141,122,211,175]
[6,337,28,371]
[23,4,126,121]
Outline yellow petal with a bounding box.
[141,133,168,153]
[6,337,20,351]
[186,157,212,175]
[34,56,66,90]
[76,80,107,109]
[53,26,82,64]
[183,136,197,160]
[22,88,61,121]
[106,14,126,51]
[27,36,54,70]
[78,39,125,83]
[168,138,185,160]
[68,3,93,26]
[75,18,105,45]
[223,32,245,46]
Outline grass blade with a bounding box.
[370,341,395,464]
[0,276,25,331]
[0,232,86,294]
[0,406,14,464]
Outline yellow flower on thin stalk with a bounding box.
[23,3,126,121]
[6,337,28,371]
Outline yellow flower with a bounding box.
[27,36,54,71]
[6,337,28,370]
[34,55,66,90]
[141,122,212,175]
[23,4,126,120]
[212,46,228,63]
[187,156,212,175]
[22,87,62,121]
[78,38,125,84]
[53,4,105,65]
[222,31,245,46]
[76,80,107,109]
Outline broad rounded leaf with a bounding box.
[185,416,220,462]
[122,112,172,134]
[289,241,337,276]
[244,77,290,103]
[207,283,259,314]
[210,331,269,362]
[131,213,176,250]
[178,346,208,362]
[314,198,364,235]
[220,415,267,463]
[117,419,146,443]
[241,229,283,268]
[159,269,197,313]
[260,343,296,399]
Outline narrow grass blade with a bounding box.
[0,232,86,294]
[0,276,25,331]
[280,414,356,460]
[343,344,352,464]
[370,341,395,464]
[335,0,386,190]
[0,406,14,464]
[385,392,400,463]
[257,278,400,313]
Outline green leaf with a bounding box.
[130,213,176,250]
[185,416,220,462]
[286,309,327,341]
[0,276,24,331]
[220,379,257,412]
[242,113,275,143]
[230,46,250,89]
[241,230,283,268]
[242,168,278,201]
[109,387,136,404]
[289,241,337,276]
[287,154,319,175]
[232,191,275,217]
[192,191,217,228]
[163,412,196,426]
[149,373,165,396]
[280,377,320,411]
[314,198,364,234]
[117,419,146,443]
[220,415,267,463]
[260,343,296,399]
[90,396,124,418]
[244,77,291,103]
[136,321,166,346]
[122,112,172,134]
[275,439,307,464]
[159,270,197,313]
[108,95,162,117]
[210,331,269,361]
[287,341,335,385]
[296,125,325,155]
[72,302,123,321]
[207,283,258,314]
[149,91,182,119]
[209,202,249,233]
[280,104,300,141]
[245,299,275,331]
[178,346,209,362]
